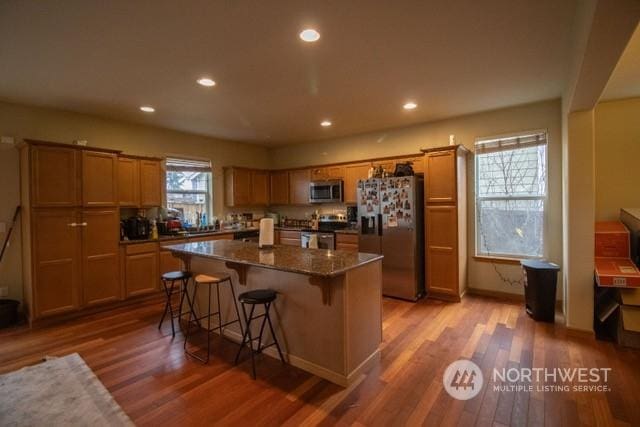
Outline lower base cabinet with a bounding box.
[124,243,159,297]
[335,233,359,252]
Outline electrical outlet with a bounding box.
[0,287,8,297]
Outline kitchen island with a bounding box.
[166,240,383,386]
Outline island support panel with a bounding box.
[187,256,382,386]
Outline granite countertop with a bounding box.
[166,240,383,278]
[119,228,258,245]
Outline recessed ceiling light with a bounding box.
[403,102,417,110]
[300,29,320,42]
[197,77,216,87]
[140,106,155,113]
[321,120,332,127]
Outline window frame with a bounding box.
[165,157,214,226]
[474,129,549,261]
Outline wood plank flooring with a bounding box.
[1,295,639,426]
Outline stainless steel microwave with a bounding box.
[309,180,343,203]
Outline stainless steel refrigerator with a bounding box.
[357,176,425,300]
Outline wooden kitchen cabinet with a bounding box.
[344,162,371,204]
[124,243,159,297]
[82,209,120,306]
[422,145,468,302]
[425,150,457,203]
[326,165,346,179]
[32,209,82,318]
[225,167,270,206]
[160,240,186,276]
[250,169,270,205]
[289,169,311,205]
[311,165,346,181]
[82,151,118,206]
[30,144,80,207]
[279,230,301,246]
[140,159,162,207]
[270,170,289,205]
[336,233,359,252]
[117,156,140,207]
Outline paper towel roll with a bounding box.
[259,218,274,248]
[308,233,319,249]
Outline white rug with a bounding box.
[0,353,133,427]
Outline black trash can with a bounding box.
[521,260,560,322]
[0,299,19,328]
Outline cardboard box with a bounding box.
[595,221,630,258]
[594,257,640,287]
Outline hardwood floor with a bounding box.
[1,295,639,426]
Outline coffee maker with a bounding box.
[123,216,150,240]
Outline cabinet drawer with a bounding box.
[280,237,301,246]
[125,242,158,255]
[336,233,358,244]
[279,230,301,240]
[336,242,359,252]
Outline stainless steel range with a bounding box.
[300,214,350,250]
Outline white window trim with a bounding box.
[165,157,214,223]
[474,129,549,261]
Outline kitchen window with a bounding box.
[475,131,548,259]
[165,157,213,227]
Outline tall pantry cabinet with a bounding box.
[422,145,468,301]
[20,140,121,322]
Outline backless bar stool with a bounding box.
[159,270,198,338]
[234,289,285,379]
[184,273,244,363]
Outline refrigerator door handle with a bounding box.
[378,213,383,236]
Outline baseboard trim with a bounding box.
[30,292,164,329]
[566,326,595,339]
[465,288,524,302]
[219,328,378,387]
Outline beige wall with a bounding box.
[270,99,564,299]
[0,100,269,303]
[595,97,640,220]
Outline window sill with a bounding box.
[473,255,525,266]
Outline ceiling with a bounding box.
[0,0,578,145]
[601,23,640,101]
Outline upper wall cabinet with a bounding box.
[289,169,311,205]
[30,144,80,207]
[117,156,140,207]
[270,170,289,205]
[343,162,371,204]
[250,169,270,206]
[82,151,118,206]
[425,150,456,203]
[225,167,270,207]
[139,159,162,207]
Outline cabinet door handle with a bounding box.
[80,222,88,227]
[67,222,78,227]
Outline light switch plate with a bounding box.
[0,287,8,297]
[0,222,5,233]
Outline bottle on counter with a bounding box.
[150,219,158,240]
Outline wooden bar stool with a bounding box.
[159,270,197,338]
[234,289,285,379]
[184,273,244,363]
